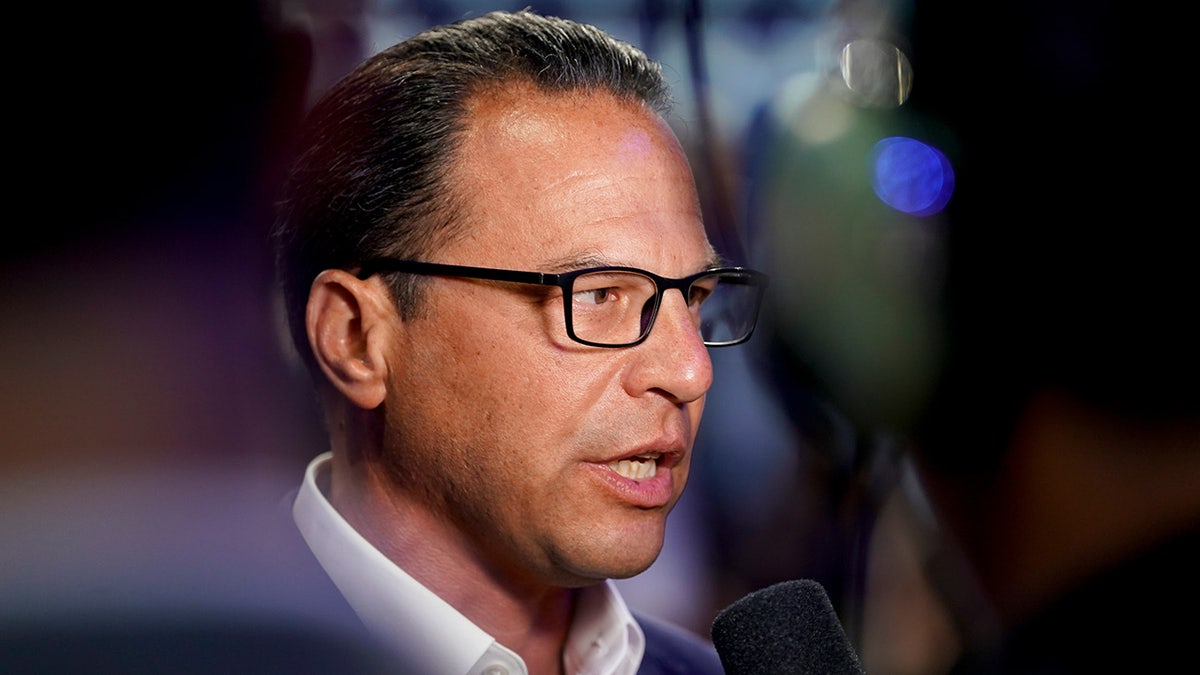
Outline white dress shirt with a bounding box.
[293,451,646,675]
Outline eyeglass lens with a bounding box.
[568,270,759,346]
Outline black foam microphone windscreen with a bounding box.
[711,579,866,674]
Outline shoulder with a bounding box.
[634,611,724,675]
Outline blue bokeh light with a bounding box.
[870,136,955,217]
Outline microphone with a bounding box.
[711,579,866,674]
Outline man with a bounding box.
[272,9,766,674]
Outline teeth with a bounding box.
[609,455,659,480]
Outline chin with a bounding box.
[607,550,662,579]
[564,536,664,583]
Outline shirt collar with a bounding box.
[292,452,645,675]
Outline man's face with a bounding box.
[378,84,716,588]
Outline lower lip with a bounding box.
[586,462,676,508]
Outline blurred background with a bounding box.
[3,1,1195,674]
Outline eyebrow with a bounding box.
[542,249,726,275]
[542,252,609,273]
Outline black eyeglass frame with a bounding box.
[355,258,768,348]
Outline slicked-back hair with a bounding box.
[272,10,673,376]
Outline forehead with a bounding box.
[443,82,714,272]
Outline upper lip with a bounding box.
[603,434,687,468]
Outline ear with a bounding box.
[305,269,395,410]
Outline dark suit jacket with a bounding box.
[635,609,724,675]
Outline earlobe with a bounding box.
[306,269,393,410]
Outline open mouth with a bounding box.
[608,452,660,480]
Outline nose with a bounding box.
[624,289,713,403]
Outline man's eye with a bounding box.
[688,285,714,306]
[574,287,617,306]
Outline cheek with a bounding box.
[486,348,603,429]
[407,291,624,446]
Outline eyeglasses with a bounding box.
[356,259,768,348]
